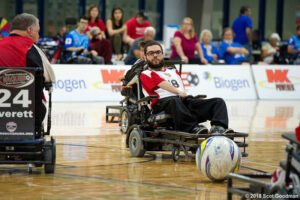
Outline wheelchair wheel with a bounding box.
[120,108,133,134]
[172,146,180,162]
[129,128,145,157]
[44,138,56,174]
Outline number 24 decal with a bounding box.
[0,89,32,108]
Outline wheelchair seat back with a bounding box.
[0,67,40,141]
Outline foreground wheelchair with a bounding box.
[0,67,56,173]
[106,61,248,161]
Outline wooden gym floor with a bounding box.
[0,100,299,200]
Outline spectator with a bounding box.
[199,29,220,63]
[124,26,155,65]
[89,27,112,64]
[64,16,103,64]
[123,11,151,46]
[106,7,126,61]
[86,4,106,39]
[0,17,10,39]
[170,17,207,64]
[261,33,280,64]
[219,28,248,64]
[287,25,300,60]
[232,6,252,61]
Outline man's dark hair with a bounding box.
[296,25,300,31]
[240,6,250,15]
[144,40,163,55]
[139,40,152,49]
[136,11,147,20]
[78,16,88,22]
[11,13,39,31]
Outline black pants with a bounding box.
[152,96,228,132]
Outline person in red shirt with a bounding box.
[0,13,55,132]
[89,27,112,64]
[85,4,106,39]
[123,11,151,46]
[140,40,229,135]
[170,17,207,64]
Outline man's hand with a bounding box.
[177,91,187,97]
[90,50,98,57]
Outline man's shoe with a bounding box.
[209,125,226,135]
[192,125,208,135]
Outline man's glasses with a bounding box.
[146,50,163,57]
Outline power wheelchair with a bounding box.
[0,67,56,173]
[106,61,248,161]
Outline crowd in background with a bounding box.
[1,4,300,65]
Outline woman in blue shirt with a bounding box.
[200,29,220,63]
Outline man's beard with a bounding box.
[147,59,165,70]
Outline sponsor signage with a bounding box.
[51,65,130,101]
[0,68,35,140]
[51,64,257,101]
[252,65,300,99]
[181,65,257,99]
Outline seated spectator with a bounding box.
[0,17,10,39]
[123,11,151,46]
[89,27,112,64]
[124,26,155,65]
[106,7,126,61]
[200,29,220,63]
[261,33,280,64]
[170,17,207,64]
[219,28,249,64]
[85,4,106,39]
[287,25,300,61]
[64,16,103,64]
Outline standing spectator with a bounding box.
[232,6,252,61]
[170,17,207,64]
[0,17,10,39]
[123,11,151,46]
[261,33,280,64]
[86,4,106,39]
[89,27,112,64]
[219,28,248,64]
[64,16,103,64]
[199,29,220,63]
[106,7,126,61]
[124,26,155,65]
[287,25,300,61]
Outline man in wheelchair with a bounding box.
[140,41,229,135]
[0,13,55,134]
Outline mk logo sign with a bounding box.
[266,69,294,91]
[101,69,125,84]
[266,69,290,83]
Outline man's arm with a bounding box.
[158,81,187,97]
[246,27,252,44]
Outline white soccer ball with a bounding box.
[196,136,241,181]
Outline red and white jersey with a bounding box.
[140,67,185,106]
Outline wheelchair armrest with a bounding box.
[137,95,158,104]
[195,94,207,99]
[45,82,53,92]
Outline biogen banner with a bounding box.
[252,65,300,99]
[51,64,129,101]
[51,64,257,102]
[181,65,257,99]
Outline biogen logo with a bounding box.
[266,69,294,91]
[99,69,126,92]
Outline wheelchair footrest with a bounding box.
[106,105,122,123]
[142,137,198,148]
